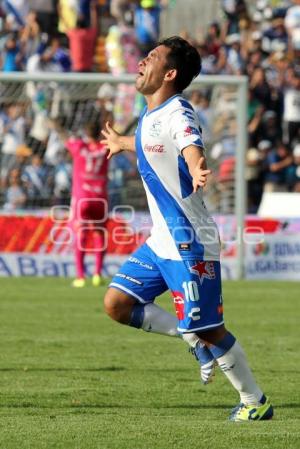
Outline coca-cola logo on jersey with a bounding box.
[144,144,165,153]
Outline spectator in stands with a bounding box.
[249,67,272,109]
[65,0,98,72]
[246,146,264,213]
[27,34,71,72]
[77,0,92,27]
[110,0,132,26]
[19,11,41,61]
[1,144,32,188]
[263,141,293,192]
[204,22,222,59]
[283,65,300,146]
[96,82,115,125]
[3,167,26,211]
[189,90,212,144]
[258,110,282,147]
[0,32,23,71]
[26,36,49,72]
[53,150,72,204]
[193,42,214,74]
[41,35,71,72]
[58,0,77,34]
[21,154,52,205]
[245,48,264,78]
[284,0,300,51]
[133,0,161,57]
[1,0,300,213]
[262,15,288,54]
[44,118,68,167]
[257,139,272,194]
[25,76,49,153]
[26,34,70,73]
[248,88,265,147]
[1,0,28,30]
[28,0,58,36]
[216,33,244,74]
[243,30,264,62]
[257,139,272,163]
[221,0,248,37]
[0,103,26,183]
[263,51,286,116]
[292,44,300,74]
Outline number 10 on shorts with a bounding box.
[182,281,199,302]
[182,281,201,321]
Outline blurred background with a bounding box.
[0,0,300,279]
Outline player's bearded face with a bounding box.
[136,46,171,94]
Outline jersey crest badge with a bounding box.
[149,119,162,137]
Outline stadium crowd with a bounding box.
[0,0,300,212]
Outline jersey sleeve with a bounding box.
[169,106,205,154]
[65,138,83,157]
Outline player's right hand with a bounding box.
[192,157,211,192]
[100,121,122,159]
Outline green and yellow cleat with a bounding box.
[229,395,273,422]
[92,274,103,287]
[72,278,85,288]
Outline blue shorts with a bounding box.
[109,243,224,333]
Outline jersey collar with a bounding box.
[145,94,181,117]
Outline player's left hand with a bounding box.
[192,157,211,192]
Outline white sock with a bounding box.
[181,332,200,348]
[141,304,201,345]
[141,303,179,337]
[216,341,263,405]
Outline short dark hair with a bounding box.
[158,36,202,92]
[84,121,100,139]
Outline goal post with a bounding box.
[0,72,248,279]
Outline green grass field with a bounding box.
[0,277,299,449]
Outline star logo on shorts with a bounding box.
[189,261,216,284]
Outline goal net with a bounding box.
[0,73,247,276]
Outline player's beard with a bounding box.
[135,75,144,93]
[135,74,163,95]
[135,74,151,94]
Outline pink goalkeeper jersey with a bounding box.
[66,138,108,199]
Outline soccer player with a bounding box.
[65,121,109,287]
[101,36,273,421]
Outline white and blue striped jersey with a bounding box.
[135,94,220,261]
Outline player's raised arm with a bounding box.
[182,145,211,193]
[100,121,136,159]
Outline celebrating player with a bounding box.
[65,121,109,287]
[101,36,273,421]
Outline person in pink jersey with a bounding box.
[65,121,109,287]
